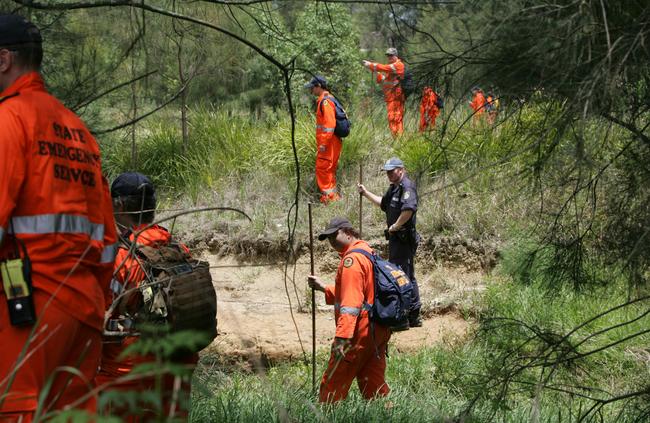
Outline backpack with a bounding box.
[320,95,351,138]
[399,67,417,99]
[106,241,218,352]
[435,92,445,109]
[349,249,413,330]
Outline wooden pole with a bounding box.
[308,202,316,395]
[359,162,364,238]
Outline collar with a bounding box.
[317,90,330,102]
[339,239,367,258]
[390,173,407,188]
[0,71,45,98]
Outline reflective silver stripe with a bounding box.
[322,188,337,195]
[389,64,396,73]
[100,242,118,264]
[336,302,371,315]
[0,226,5,244]
[340,306,361,316]
[383,81,399,87]
[9,214,104,240]
[316,125,335,133]
[110,278,123,294]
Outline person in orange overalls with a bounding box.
[95,172,196,422]
[305,75,342,204]
[469,86,487,125]
[419,86,440,131]
[0,15,117,422]
[308,217,392,403]
[363,47,405,137]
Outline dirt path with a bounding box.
[201,253,483,367]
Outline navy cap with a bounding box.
[318,217,353,241]
[304,75,327,89]
[0,15,42,46]
[382,157,405,171]
[111,172,156,199]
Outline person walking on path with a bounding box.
[362,47,405,137]
[0,14,117,420]
[357,157,422,327]
[307,217,392,403]
[305,75,342,204]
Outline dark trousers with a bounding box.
[388,238,421,315]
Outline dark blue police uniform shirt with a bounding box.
[380,174,418,228]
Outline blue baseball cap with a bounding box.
[0,15,42,46]
[111,172,156,199]
[382,157,405,171]
[304,75,327,89]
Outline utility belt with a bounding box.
[384,226,419,244]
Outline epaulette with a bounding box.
[0,92,19,104]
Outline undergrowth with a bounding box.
[189,252,650,422]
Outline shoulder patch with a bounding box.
[403,190,411,200]
[343,257,354,268]
[322,99,329,107]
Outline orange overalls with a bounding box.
[419,87,440,131]
[470,90,486,123]
[315,91,342,203]
[95,224,196,422]
[368,59,405,136]
[0,72,117,421]
[320,240,391,403]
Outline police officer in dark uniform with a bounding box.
[357,157,422,327]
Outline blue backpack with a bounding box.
[349,249,413,330]
[320,95,351,138]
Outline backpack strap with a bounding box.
[347,248,376,261]
[320,95,337,114]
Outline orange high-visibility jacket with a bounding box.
[324,240,388,339]
[470,91,486,115]
[368,59,405,102]
[0,72,117,330]
[316,91,338,144]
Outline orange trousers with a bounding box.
[0,290,101,422]
[319,327,390,403]
[95,368,193,422]
[420,106,440,131]
[316,136,342,202]
[94,334,196,422]
[386,99,404,136]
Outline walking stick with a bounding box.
[308,202,316,395]
[359,162,363,238]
